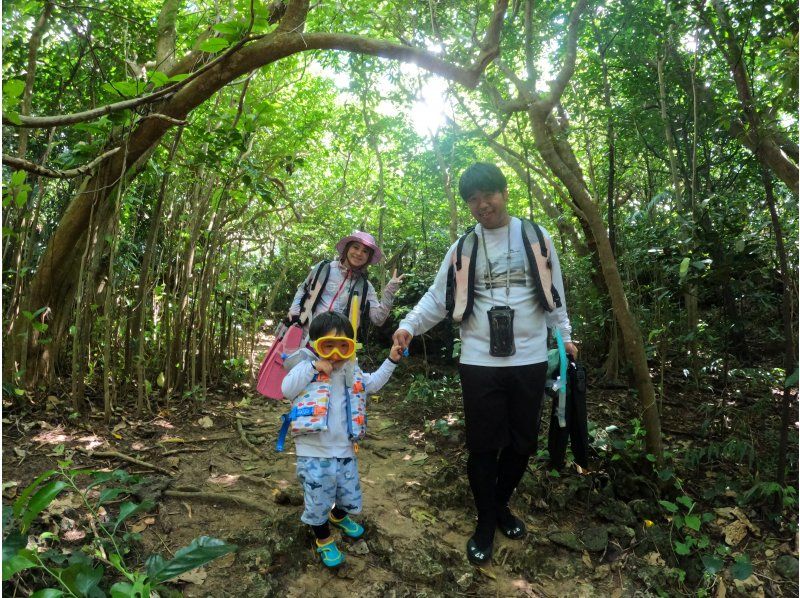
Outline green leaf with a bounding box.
[674,540,692,555]
[679,257,690,281]
[101,81,143,98]
[3,79,25,98]
[2,547,38,581]
[11,170,26,186]
[685,514,701,531]
[701,554,723,574]
[167,73,191,83]
[59,561,103,596]
[113,500,154,533]
[785,368,798,388]
[149,71,169,88]
[198,38,230,53]
[730,554,753,580]
[5,111,22,125]
[212,21,244,36]
[676,495,694,510]
[645,453,656,462]
[15,188,28,208]
[110,582,136,597]
[658,500,678,513]
[657,468,674,481]
[30,590,64,598]
[145,536,237,584]
[21,481,68,533]
[13,470,56,518]
[97,487,128,505]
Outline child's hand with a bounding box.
[390,344,404,363]
[314,359,333,375]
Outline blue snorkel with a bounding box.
[554,328,568,428]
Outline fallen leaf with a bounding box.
[207,474,240,487]
[175,568,207,585]
[716,578,726,598]
[197,416,214,429]
[475,566,496,580]
[582,550,593,568]
[13,447,27,459]
[130,516,156,533]
[2,481,19,499]
[63,529,86,542]
[409,506,437,525]
[724,520,748,546]
[645,551,666,566]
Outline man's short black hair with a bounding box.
[309,311,354,341]
[458,162,508,201]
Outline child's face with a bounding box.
[313,328,355,364]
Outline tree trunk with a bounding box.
[530,107,663,461]
[17,1,54,159]
[762,169,797,487]
[135,128,183,413]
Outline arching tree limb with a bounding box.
[2,147,121,179]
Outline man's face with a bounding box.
[465,188,510,230]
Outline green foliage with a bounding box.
[2,465,236,596]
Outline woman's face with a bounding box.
[345,241,372,269]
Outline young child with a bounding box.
[279,311,403,567]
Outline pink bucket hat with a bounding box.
[336,231,383,265]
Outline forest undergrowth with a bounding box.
[2,348,797,598]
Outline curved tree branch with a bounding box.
[6,0,507,129]
[536,0,588,116]
[3,147,120,179]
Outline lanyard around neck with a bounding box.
[480,222,512,305]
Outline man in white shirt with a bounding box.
[392,163,578,565]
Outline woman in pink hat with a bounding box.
[287,231,404,331]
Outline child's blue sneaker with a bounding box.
[316,537,344,567]
[329,514,364,539]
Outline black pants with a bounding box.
[459,362,547,454]
[459,363,547,546]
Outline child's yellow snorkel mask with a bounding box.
[312,296,363,361]
[312,336,357,361]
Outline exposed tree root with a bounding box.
[77,448,173,476]
[236,418,264,456]
[164,489,274,514]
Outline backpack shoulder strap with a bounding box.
[520,219,561,312]
[447,228,478,321]
[299,260,332,325]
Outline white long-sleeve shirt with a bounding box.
[281,358,397,458]
[288,260,399,326]
[399,218,572,366]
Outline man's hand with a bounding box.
[313,359,333,375]
[392,328,412,349]
[565,342,579,359]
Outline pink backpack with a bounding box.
[256,323,306,400]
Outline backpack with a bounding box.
[298,260,370,329]
[444,218,562,322]
[546,355,589,471]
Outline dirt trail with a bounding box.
[124,383,636,598]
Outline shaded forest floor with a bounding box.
[2,352,798,597]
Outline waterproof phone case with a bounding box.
[488,305,516,357]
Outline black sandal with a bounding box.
[497,513,526,539]
[466,537,493,565]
